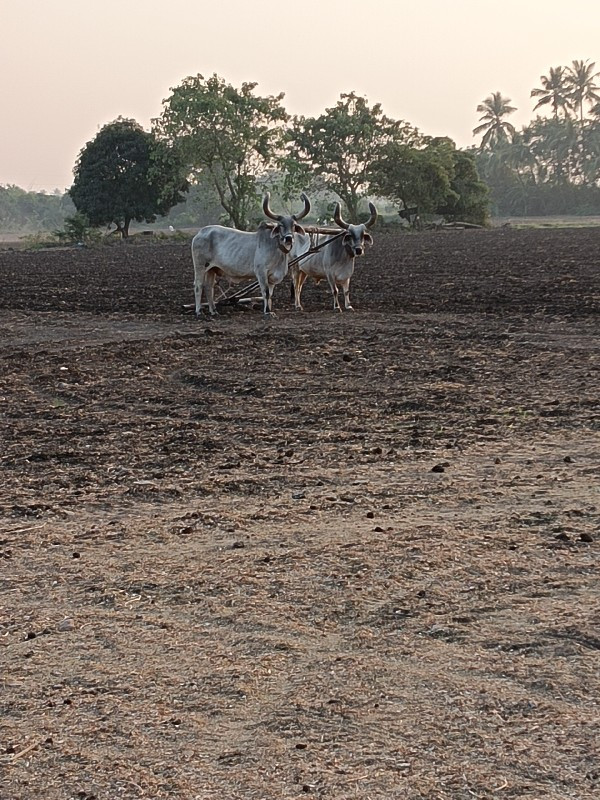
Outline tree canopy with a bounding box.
[371,138,488,225]
[153,74,289,229]
[473,92,517,150]
[17,57,600,234]
[287,92,421,222]
[69,118,188,238]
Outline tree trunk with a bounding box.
[346,193,360,224]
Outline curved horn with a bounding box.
[262,192,281,221]
[333,202,349,230]
[365,201,378,229]
[294,192,311,221]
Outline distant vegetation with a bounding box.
[0,185,75,233]
[472,59,600,216]
[3,59,600,236]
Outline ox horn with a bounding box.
[294,192,311,221]
[333,202,349,230]
[365,201,378,229]
[262,192,281,221]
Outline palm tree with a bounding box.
[473,92,517,150]
[566,60,600,125]
[525,117,578,184]
[565,60,600,180]
[530,66,572,119]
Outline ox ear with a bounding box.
[270,224,280,239]
[363,232,373,246]
[294,223,306,234]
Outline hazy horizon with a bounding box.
[2,0,600,193]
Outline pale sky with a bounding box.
[2,0,599,192]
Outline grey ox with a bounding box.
[291,202,377,312]
[191,193,311,317]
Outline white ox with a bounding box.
[191,193,311,317]
[291,202,377,312]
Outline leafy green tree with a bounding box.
[153,74,288,229]
[372,137,489,225]
[287,92,420,222]
[370,138,454,215]
[435,148,489,225]
[473,92,517,150]
[70,118,188,238]
[531,67,572,119]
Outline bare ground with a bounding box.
[1,228,600,799]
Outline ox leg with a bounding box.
[327,275,342,312]
[193,261,209,316]
[294,271,307,311]
[204,269,219,316]
[257,274,274,317]
[342,279,354,311]
[266,283,276,316]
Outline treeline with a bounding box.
[63,79,489,237]
[0,185,75,232]
[473,59,600,216]
[0,181,219,234]
[5,61,600,235]
[2,75,490,237]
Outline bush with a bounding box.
[54,213,102,245]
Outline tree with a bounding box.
[473,92,517,150]
[523,116,578,184]
[435,148,489,225]
[566,59,600,126]
[370,138,455,215]
[153,74,289,229]
[531,66,572,119]
[70,118,188,238]
[287,92,420,222]
[474,145,527,216]
[371,138,489,225]
[564,59,600,177]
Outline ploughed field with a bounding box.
[1,228,600,799]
